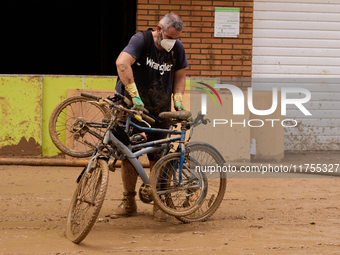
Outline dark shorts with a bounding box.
[133,120,170,162]
[145,121,171,162]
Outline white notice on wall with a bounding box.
[214,7,240,37]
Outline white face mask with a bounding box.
[157,32,176,52]
[159,32,176,52]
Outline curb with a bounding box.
[0,157,151,168]
[0,158,89,167]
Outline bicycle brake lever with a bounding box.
[202,118,211,125]
[134,114,142,122]
[134,114,151,128]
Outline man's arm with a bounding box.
[173,68,186,94]
[116,52,136,86]
[116,52,144,111]
[173,68,186,111]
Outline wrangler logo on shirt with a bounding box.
[146,57,172,75]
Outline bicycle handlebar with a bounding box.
[80,91,155,125]
[113,93,150,115]
[80,92,102,101]
[80,92,208,128]
[104,100,156,126]
[190,111,210,127]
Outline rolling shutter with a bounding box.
[252,0,340,150]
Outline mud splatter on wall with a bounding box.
[0,137,41,156]
[0,76,41,155]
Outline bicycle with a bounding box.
[49,92,152,158]
[50,92,226,224]
[65,93,227,244]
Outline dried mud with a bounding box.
[1,152,340,254]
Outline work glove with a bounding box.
[173,93,186,111]
[131,96,144,111]
[125,83,144,111]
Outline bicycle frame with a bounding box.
[81,97,202,189]
[86,121,109,141]
[106,116,188,184]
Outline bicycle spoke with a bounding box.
[150,153,207,217]
[176,143,227,223]
[49,96,110,157]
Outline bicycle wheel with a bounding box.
[149,152,208,217]
[176,142,227,223]
[49,96,111,158]
[66,159,109,244]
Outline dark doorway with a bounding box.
[1,0,136,75]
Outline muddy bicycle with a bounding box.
[65,93,227,244]
[49,92,152,158]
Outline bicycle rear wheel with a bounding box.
[66,159,109,244]
[176,142,227,223]
[49,96,111,158]
[149,152,207,217]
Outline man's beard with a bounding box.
[156,32,163,48]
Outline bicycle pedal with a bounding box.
[183,200,190,208]
[139,184,153,204]
[109,164,116,172]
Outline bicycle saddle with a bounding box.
[158,111,191,120]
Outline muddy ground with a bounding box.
[1,152,340,255]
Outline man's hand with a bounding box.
[174,101,185,111]
[173,93,186,111]
[125,83,144,111]
[132,96,144,111]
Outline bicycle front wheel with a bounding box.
[49,96,111,158]
[176,142,227,223]
[66,159,109,244]
[149,152,207,217]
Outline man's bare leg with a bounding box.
[149,160,169,222]
[111,160,138,218]
[149,160,156,172]
[121,160,138,193]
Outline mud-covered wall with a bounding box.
[0,77,42,156]
[0,75,117,157]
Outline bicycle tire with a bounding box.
[66,159,109,244]
[149,152,208,217]
[176,142,227,223]
[49,96,111,158]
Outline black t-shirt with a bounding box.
[120,30,188,123]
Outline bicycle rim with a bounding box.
[176,143,227,223]
[49,96,111,158]
[66,159,109,244]
[150,153,207,217]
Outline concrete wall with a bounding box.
[250,91,284,162]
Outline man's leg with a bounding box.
[149,159,169,222]
[121,159,138,193]
[149,160,156,172]
[111,160,138,218]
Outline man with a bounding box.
[112,13,188,221]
